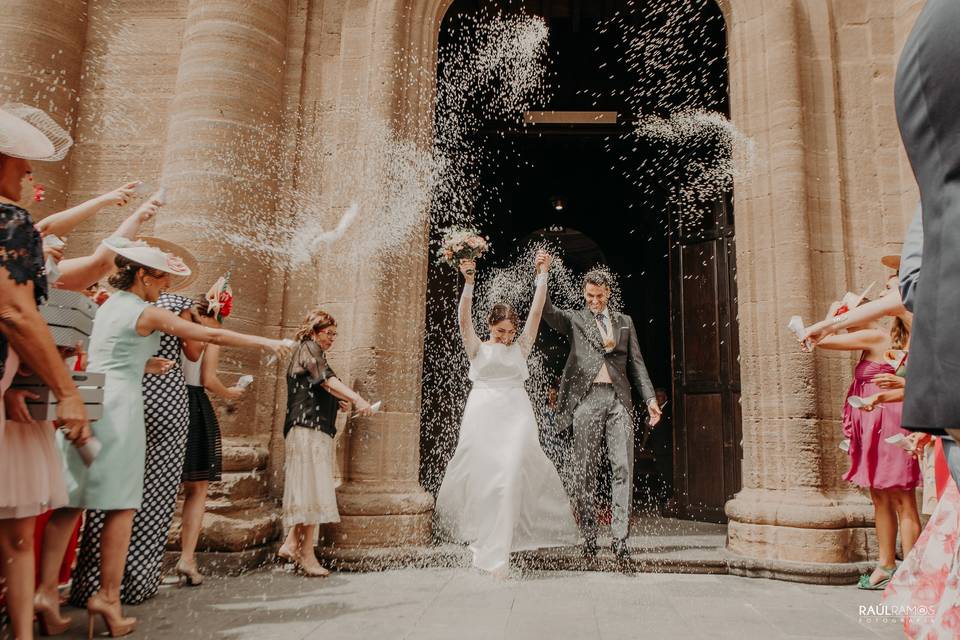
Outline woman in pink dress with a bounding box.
[812,278,920,590]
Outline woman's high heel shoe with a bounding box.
[294,552,330,577]
[34,591,72,636]
[175,560,204,587]
[86,593,136,639]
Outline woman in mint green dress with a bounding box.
[62,290,160,512]
[40,237,291,638]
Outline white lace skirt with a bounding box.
[282,426,341,528]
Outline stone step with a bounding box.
[317,542,730,575]
[221,437,268,473]
[206,469,270,502]
[167,501,281,553]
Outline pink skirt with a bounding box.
[843,359,921,490]
[0,350,68,519]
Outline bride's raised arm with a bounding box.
[519,251,552,357]
[458,259,481,360]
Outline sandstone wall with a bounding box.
[0,0,928,574]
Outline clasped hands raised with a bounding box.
[458,249,553,284]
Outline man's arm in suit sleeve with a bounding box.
[626,316,655,403]
[899,205,922,313]
[542,288,574,335]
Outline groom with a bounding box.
[541,260,661,559]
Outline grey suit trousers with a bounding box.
[571,384,633,542]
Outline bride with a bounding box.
[434,250,580,576]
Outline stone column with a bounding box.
[893,0,923,215]
[158,0,288,412]
[723,0,875,584]
[0,0,88,216]
[282,0,436,565]
[157,0,289,560]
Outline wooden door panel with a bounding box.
[680,242,721,383]
[682,393,726,518]
[669,195,741,523]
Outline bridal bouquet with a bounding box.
[436,227,490,273]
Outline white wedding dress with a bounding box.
[434,276,580,574]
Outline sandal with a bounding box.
[857,565,896,590]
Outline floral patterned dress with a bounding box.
[883,479,960,637]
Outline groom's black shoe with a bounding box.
[582,538,598,557]
[612,539,630,561]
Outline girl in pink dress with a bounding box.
[812,280,920,590]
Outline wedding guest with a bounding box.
[881,478,960,638]
[276,309,374,577]
[175,276,247,587]
[36,182,137,240]
[879,3,960,632]
[893,0,960,479]
[811,279,920,590]
[37,237,289,637]
[0,104,89,640]
[69,238,203,608]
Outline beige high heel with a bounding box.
[34,591,72,636]
[86,593,136,639]
[175,560,204,587]
[294,552,330,577]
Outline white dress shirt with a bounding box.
[593,308,613,384]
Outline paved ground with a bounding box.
[34,566,905,640]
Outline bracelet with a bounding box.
[831,312,848,326]
[535,272,548,286]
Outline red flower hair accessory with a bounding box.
[205,272,233,322]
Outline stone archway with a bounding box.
[0,0,923,579]
[364,0,904,579]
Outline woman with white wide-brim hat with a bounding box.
[69,234,202,609]
[0,103,90,640]
[36,236,292,638]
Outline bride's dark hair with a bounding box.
[487,303,519,328]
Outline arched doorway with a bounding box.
[419,0,740,524]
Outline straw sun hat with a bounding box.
[881,255,901,270]
[101,236,200,292]
[0,103,73,161]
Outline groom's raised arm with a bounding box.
[625,316,655,403]
[542,288,574,335]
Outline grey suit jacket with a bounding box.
[899,205,923,312]
[542,293,656,431]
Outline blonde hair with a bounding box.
[295,308,336,342]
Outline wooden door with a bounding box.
[668,195,741,522]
